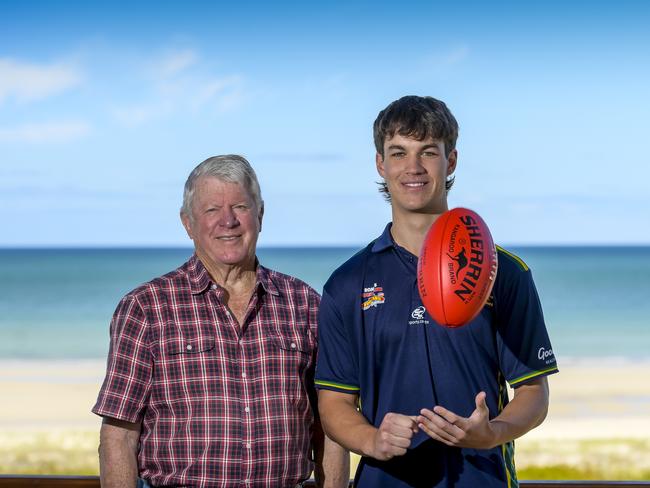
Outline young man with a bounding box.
[315,96,558,487]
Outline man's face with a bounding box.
[376,133,457,215]
[181,176,262,270]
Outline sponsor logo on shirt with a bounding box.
[362,283,385,310]
[538,346,555,364]
[409,305,430,325]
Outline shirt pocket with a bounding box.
[268,331,312,355]
[166,335,215,356]
[266,327,315,404]
[153,332,216,406]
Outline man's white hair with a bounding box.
[181,154,263,221]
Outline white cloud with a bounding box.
[111,102,173,127]
[155,49,198,77]
[0,58,83,104]
[111,50,246,127]
[192,75,243,110]
[0,121,91,143]
[443,45,470,65]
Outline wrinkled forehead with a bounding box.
[194,176,255,202]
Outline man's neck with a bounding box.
[197,251,257,294]
[390,207,447,256]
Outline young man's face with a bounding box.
[376,133,457,215]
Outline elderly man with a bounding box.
[93,155,348,488]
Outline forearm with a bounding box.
[99,418,141,488]
[489,378,549,447]
[313,424,350,488]
[318,390,378,458]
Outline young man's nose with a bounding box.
[405,154,425,173]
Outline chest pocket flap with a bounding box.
[167,336,215,355]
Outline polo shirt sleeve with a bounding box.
[315,287,360,395]
[495,263,559,388]
[92,293,153,422]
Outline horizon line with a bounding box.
[1,243,650,250]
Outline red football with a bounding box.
[417,208,498,328]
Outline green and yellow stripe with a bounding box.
[509,366,559,387]
[497,245,529,272]
[314,380,360,392]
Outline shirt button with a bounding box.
[241,372,246,378]
[211,284,217,290]
[244,407,250,413]
[186,344,193,351]
[245,442,251,449]
[290,342,297,349]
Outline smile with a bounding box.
[403,182,427,188]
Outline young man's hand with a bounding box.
[417,392,498,449]
[371,412,419,460]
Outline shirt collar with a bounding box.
[188,254,212,294]
[371,223,395,253]
[255,264,281,296]
[188,254,280,297]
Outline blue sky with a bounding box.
[2,0,649,246]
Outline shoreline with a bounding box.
[1,358,649,478]
[1,358,649,436]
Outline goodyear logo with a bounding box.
[362,283,385,311]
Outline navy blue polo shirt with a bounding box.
[315,224,558,488]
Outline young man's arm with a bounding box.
[99,417,142,488]
[417,376,549,449]
[312,418,351,488]
[318,389,418,461]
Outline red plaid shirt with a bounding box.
[93,254,320,487]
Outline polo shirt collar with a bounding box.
[371,223,395,253]
[188,254,280,297]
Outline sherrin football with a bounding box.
[417,208,498,328]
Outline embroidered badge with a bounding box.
[362,283,385,310]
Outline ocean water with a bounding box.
[0,247,649,360]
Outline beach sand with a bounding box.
[1,359,649,478]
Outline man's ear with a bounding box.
[258,202,264,232]
[180,212,194,240]
[375,152,386,178]
[447,149,458,176]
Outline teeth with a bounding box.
[404,182,425,187]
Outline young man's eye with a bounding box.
[422,151,438,157]
[390,152,405,157]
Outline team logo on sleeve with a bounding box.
[362,283,385,310]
